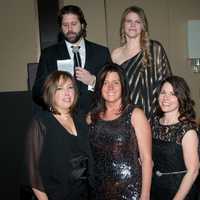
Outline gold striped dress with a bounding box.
[121,40,172,121]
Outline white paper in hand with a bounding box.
[57,59,74,75]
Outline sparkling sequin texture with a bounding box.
[89,105,142,200]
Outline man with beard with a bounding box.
[32,5,111,113]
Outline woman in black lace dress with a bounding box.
[151,76,199,200]
[88,64,152,200]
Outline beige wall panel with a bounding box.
[63,0,107,46]
[105,0,170,54]
[0,0,40,92]
[168,0,200,118]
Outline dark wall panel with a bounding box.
[0,91,32,200]
[37,0,60,49]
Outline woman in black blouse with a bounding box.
[151,75,199,200]
[25,71,92,200]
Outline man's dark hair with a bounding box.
[58,5,87,38]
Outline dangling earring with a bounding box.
[49,106,53,112]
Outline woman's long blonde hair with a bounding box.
[120,6,152,67]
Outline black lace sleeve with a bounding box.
[25,117,46,191]
[179,121,199,143]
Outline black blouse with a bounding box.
[25,110,92,200]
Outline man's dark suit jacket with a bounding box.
[32,39,111,113]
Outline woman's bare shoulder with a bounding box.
[111,47,124,64]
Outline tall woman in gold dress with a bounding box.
[112,6,172,121]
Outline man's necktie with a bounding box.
[71,46,82,68]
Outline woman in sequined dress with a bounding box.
[87,64,152,200]
[151,76,199,200]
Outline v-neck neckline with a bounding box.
[51,113,78,137]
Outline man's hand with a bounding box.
[75,67,96,86]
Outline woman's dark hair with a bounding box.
[58,5,87,38]
[90,63,130,122]
[157,75,196,121]
[43,71,78,115]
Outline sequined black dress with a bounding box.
[89,105,142,200]
[151,117,199,200]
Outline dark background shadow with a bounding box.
[0,91,32,200]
